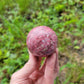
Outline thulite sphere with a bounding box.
[26,26,57,57]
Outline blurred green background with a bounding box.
[0,0,84,84]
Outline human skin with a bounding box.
[10,48,59,84]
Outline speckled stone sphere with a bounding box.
[26,26,57,57]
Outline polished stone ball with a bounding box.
[26,26,57,57]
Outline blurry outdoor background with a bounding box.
[0,0,84,84]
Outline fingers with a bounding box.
[20,51,41,76]
[28,50,42,70]
[44,48,59,80]
[11,50,42,81]
[44,53,56,79]
[55,48,59,75]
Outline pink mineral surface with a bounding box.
[26,26,57,57]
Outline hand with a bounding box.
[10,48,59,84]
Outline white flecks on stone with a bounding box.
[41,44,44,47]
[47,34,49,37]
[42,40,45,43]
[37,47,40,50]
[51,41,54,45]
[43,48,48,51]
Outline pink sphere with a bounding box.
[26,26,57,57]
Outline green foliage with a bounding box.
[0,0,84,84]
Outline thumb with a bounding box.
[44,48,59,80]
